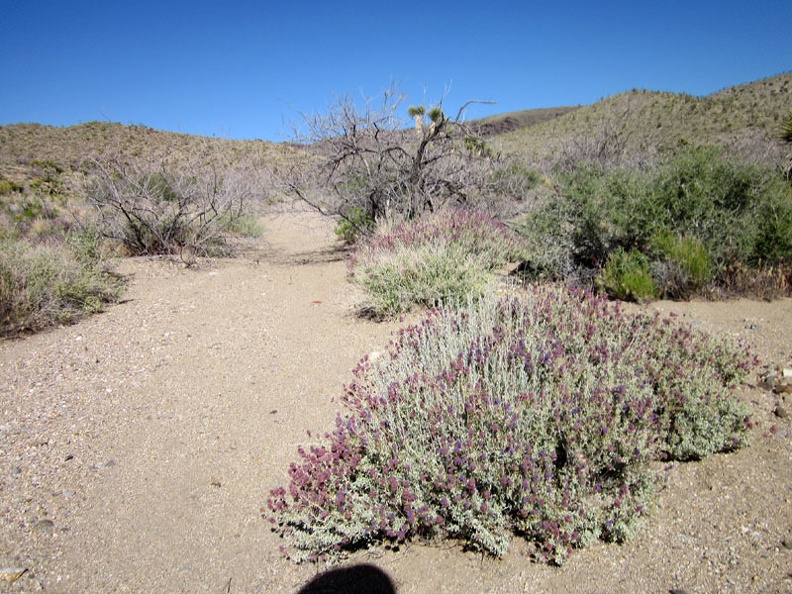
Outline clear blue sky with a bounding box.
[1,1,789,141]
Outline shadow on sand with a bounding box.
[295,563,397,594]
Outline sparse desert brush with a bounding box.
[267,286,754,564]
[84,160,257,257]
[0,235,122,336]
[350,208,528,316]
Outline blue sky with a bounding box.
[1,1,789,141]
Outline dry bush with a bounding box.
[83,156,260,258]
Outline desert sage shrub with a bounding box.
[0,235,122,335]
[267,286,753,564]
[350,208,528,316]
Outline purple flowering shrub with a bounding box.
[267,286,754,563]
[350,208,528,316]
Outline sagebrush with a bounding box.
[0,234,122,336]
[267,286,754,564]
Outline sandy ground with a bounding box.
[1,210,790,594]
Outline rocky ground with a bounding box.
[1,209,790,593]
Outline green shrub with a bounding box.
[0,177,23,196]
[517,165,647,271]
[334,206,374,244]
[514,146,792,296]
[0,236,122,335]
[597,248,656,302]
[752,178,792,265]
[267,286,753,564]
[488,162,541,199]
[354,242,492,315]
[351,209,528,316]
[219,213,264,238]
[645,146,761,264]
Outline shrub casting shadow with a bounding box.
[295,563,397,594]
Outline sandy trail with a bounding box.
[1,210,790,593]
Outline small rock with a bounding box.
[32,519,54,533]
[776,404,789,419]
[759,368,777,381]
[0,567,27,583]
[782,532,792,550]
[104,459,117,467]
[773,382,792,395]
[669,589,690,594]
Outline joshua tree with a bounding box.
[783,108,792,180]
[276,83,497,238]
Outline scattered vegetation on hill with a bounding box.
[494,71,792,169]
[267,286,754,564]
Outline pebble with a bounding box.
[782,532,792,550]
[33,519,55,533]
[775,404,789,419]
[774,382,792,394]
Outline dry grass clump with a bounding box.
[0,231,122,336]
[267,286,754,564]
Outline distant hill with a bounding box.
[469,106,581,137]
[490,71,792,167]
[2,71,790,193]
[0,120,299,197]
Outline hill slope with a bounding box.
[491,70,792,166]
[1,70,789,190]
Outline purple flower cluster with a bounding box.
[350,208,527,271]
[267,286,754,563]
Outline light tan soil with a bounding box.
[1,209,790,594]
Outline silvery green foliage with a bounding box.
[268,286,753,563]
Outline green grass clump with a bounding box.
[597,248,657,301]
[267,286,754,564]
[0,235,123,336]
[649,231,713,297]
[350,209,527,316]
